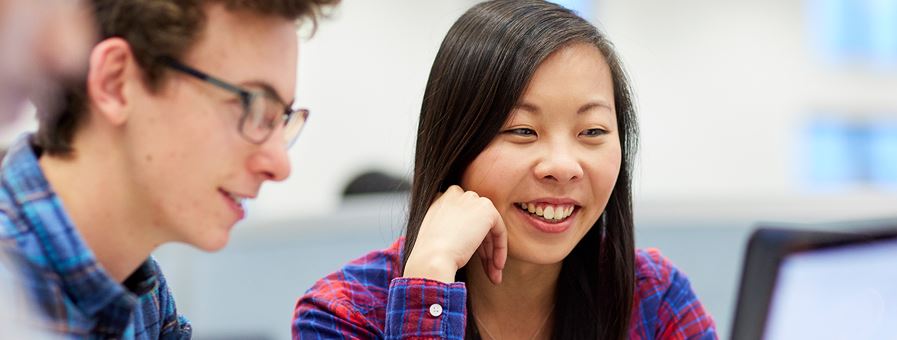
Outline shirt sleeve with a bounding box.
[649,251,718,340]
[384,278,467,339]
[293,277,467,340]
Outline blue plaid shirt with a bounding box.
[0,135,191,339]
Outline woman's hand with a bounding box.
[403,185,508,285]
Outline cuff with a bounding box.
[384,277,467,340]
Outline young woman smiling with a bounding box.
[293,1,717,339]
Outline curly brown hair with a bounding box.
[34,0,338,156]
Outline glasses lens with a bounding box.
[239,91,307,146]
[240,92,276,143]
[283,108,308,148]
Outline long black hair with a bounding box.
[400,1,638,339]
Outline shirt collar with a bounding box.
[0,134,156,318]
[1,134,55,206]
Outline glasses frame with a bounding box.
[160,56,308,147]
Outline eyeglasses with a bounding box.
[160,57,308,148]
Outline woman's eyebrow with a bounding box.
[514,102,540,113]
[513,100,614,115]
[577,101,613,114]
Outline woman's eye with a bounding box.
[506,128,537,136]
[580,128,608,137]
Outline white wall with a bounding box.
[598,0,897,203]
[246,0,897,225]
[252,0,480,220]
[3,0,893,222]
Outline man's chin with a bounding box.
[188,229,232,253]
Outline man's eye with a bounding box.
[253,110,279,129]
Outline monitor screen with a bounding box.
[764,237,897,339]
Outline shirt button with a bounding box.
[428,303,443,317]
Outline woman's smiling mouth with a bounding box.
[516,202,577,223]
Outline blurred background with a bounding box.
[3,0,896,338]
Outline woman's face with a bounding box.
[461,43,621,265]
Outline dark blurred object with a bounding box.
[342,170,410,197]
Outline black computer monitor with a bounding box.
[731,223,897,340]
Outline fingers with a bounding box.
[478,230,503,285]
[444,185,463,197]
[478,237,497,285]
[422,184,508,285]
[482,232,494,262]
[490,265,502,285]
[491,210,508,271]
[479,248,490,281]
[435,185,464,203]
[479,203,507,285]
[475,196,506,285]
[480,252,502,285]
[488,213,507,285]
[431,185,458,205]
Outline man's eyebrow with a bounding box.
[240,81,293,106]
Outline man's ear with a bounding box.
[85,37,138,126]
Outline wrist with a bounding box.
[403,254,457,283]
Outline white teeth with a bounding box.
[544,206,555,220]
[227,192,244,205]
[518,203,575,221]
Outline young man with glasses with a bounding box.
[0,0,337,338]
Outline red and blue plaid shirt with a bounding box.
[0,135,191,339]
[293,238,717,339]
